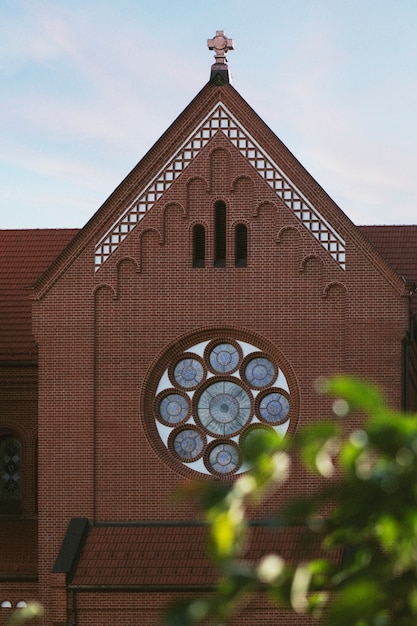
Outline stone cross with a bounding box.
[208,30,234,64]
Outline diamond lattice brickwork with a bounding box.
[95,104,346,270]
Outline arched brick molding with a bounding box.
[141,326,300,481]
[210,148,231,193]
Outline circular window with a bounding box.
[157,392,190,426]
[172,356,204,389]
[258,390,290,425]
[170,427,205,460]
[143,330,298,479]
[197,381,251,436]
[243,355,276,388]
[206,441,240,474]
[208,342,241,374]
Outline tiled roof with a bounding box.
[359,226,417,283]
[359,225,417,316]
[0,229,78,359]
[70,523,341,588]
[0,519,37,579]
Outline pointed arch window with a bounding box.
[0,435,21,514]
[192,224,205,267]
[214,201,226,267]
[235,223,248,267]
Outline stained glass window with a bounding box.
[172,428,204,460]
[244,357,275,388]
[0,436,21,513]
[148,336,294,478]
[259,392,290,424]
[173,357,204,388]
[197,381,251,436]
[207,442,240,474]
[209,343,240,374]
[158,394,189,425]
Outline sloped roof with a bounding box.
[358,226,417,283]
[31,81,403,298]
[0,519,37,580]
[0,229,78,359]
[69,523,340,589]
[359,225,417,315]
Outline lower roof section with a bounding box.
[0,229,79,359]
[55,519,342,590]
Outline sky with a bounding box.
[1,0,417,229]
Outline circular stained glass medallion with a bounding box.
[197,381,251,436]
[146,332,296,479]
[244,356,275,388]
[172,428,204,460]
[258,392,290,424]
[209,343,240,374]
[207,442,240,474]
[158,393,189,425]
[173,357,204,389]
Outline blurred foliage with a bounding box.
[7,602,44,625]
[163,377,417,626]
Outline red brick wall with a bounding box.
[0,583,39,626]
[71,590,318,626]
[32,84,410,624]
[0,365,38,514]
[0,366,39,619]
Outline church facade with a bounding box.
[1,33,417,625]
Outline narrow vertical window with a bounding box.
[235,224,248,267]
[193,224,205,267]
[0,435,21,514]
[214,201,226,267]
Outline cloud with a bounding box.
[1,0,416,227]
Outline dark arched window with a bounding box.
[35,438,38,513]
[235,224,248,267]
[0,435,21,514]
[192,224,205,267]
[214,201,226,267]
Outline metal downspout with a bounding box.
[69,589,77,626]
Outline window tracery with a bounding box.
[146,334,297,478]
[0,435,21,513]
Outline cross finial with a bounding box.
[208,30,234,65]
[207,30,234,85]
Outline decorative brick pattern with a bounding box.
[145,332,297,479]
[95,104,346,270]
[1,76,414,626]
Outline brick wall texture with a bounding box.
[1,81,414,625]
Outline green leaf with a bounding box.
[242,427,282,463]
[326,376,383,415]
[327,578,385,626]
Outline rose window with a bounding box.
[146,334,297,478]
[197,381,251,436]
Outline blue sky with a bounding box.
[1,0,416,228]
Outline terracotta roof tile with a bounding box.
[358,225,417,282]
[359,225,417,315]
[70,523,341,588]
[0,229,78,359]
[0,519,37,578]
